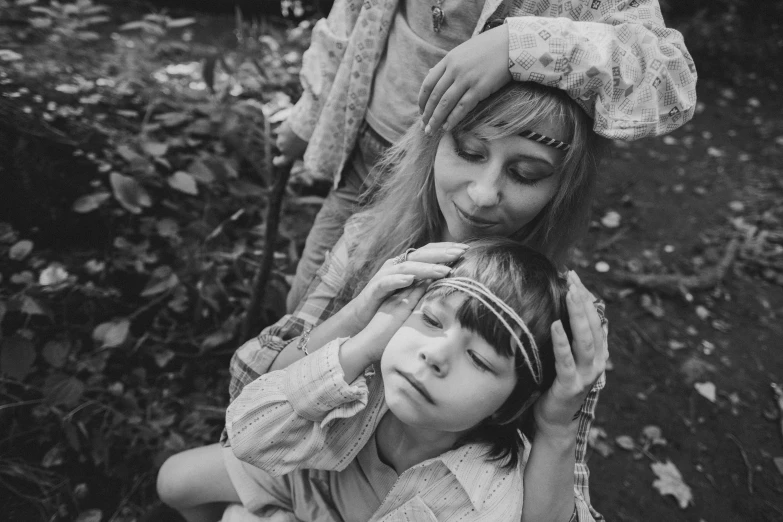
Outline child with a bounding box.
[159,238,587,521]
[281,0,698,311]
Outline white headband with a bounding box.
[428,277,542,384]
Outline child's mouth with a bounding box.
[397,370,435,404]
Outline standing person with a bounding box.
[280,0,698,311]
[159,82,612,521]
[157,239,600,522]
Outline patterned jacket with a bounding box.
[288,0,698,183]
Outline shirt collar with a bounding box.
[439,443,521,511]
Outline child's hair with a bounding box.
[426,237,573,469]
[345,81,609,300]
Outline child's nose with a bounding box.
[418,345,449,376]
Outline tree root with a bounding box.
[609,237,741,297]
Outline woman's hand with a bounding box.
[345,242,469,332]
[340,282,429,382]
[273,120,308,166]
[418,24,512,135]
[535,271,608,437]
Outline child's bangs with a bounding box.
[422,287,527,365]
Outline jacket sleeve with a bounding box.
[287,0,355,141]
[506,0,697,140]
[226,339,375,476]
[566,298,609,522]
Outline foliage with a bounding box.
[0,5,316,520]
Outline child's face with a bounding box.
[380,293,518,433]
[433,126,564,242]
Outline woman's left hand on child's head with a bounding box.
[535,271,609,437]
[418,24,512,135]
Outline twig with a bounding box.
[0,399,43,412]
[772,383,783,447]
[610,237,741,296]
[241,162,292,342]
[726,433,754,494]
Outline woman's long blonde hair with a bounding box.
[346,82,609,297]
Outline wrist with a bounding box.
[338,301,370,336]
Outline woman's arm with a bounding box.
[506,0,697,140]
[522,273,608,522]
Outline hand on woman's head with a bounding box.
[345,243,470,331]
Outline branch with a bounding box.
[241,163,291,342]
[609,237,741,296]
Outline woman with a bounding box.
[221,81,609,521]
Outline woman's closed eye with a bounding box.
[454,145,484,163]
[508,166,550,187]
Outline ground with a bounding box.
[0,2,782,521]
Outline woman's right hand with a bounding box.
[345,242,469,331]
[273,120,308,166]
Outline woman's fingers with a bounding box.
[569,271,609,365]
[566,286,595,367]
[551,320,576,381]
[407,242,469,264]
[420,72,456,133]
[418,60,447,115]
[424,82,470,134]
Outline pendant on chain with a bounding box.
[431,0,445,32]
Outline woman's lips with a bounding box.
[453,203,497,229]
[397,370,435,404]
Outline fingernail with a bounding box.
[454,243,470,249]
[553,320,564,335]
[446,247,466,257]
[435,265,451,275]
[424,124,432,135]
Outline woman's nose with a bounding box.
[466,170,500,208]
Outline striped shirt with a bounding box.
[227,339,527,521]
[225,216,607,521]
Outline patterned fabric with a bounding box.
[225,215,608,522]
[289,0,697,183]
[227,339,527,521]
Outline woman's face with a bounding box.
[433,124,567,242]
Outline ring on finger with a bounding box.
[391,248,417,266]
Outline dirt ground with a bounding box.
[1,3,782,521]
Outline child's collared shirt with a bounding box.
[226,338,526,521]
[289,0,698,184]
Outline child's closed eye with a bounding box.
[468,350,492,372]
[421,311,442,329]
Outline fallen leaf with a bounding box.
[595,261,610,273]
[110,172,151,214]
[168,171,198,195]
[39,264,69,286]
[651,460,693,509]
[74,509,102,522]
[92,318,131,348]
[9,240,33,260]
[680,357,716,385]
[588,427,615,458]
[41,445,64,468]
[642,425,667,447]
[154,348,175,368]
[600,210,621,228]
[142,141,168,157]
[694,381,716,403]
[44,374,84,407]
[141,266,180,297]
[0,50,23,61]
[773,457,783,477]
[72,192,111,213]
[615,435,636,451]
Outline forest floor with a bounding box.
[0,1,782,521]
